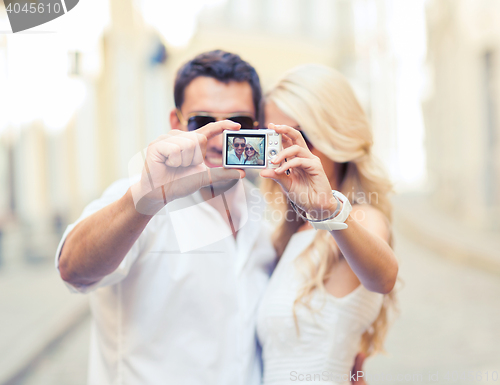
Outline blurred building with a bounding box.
[0,0,170,264]
[424,0,500,230]
[0,0,428,265]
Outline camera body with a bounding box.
[222,129,282,169]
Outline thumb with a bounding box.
[207,167,246,185]
[199,167,246,198]
[199,167,245,190]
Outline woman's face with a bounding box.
[264,100,336,185]
[245,145,256,157]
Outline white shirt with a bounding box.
[55,178,276,385]
[257,230,383,384]
[227,150,246,165]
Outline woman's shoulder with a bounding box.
[350,203,391,242]
[350,203,383,216]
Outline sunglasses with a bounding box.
[233,143,246,148]
[245,146,255,151]
[177,110,258,131]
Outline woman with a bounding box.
[257,64,398,384]
[244,138,264,165]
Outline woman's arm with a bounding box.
[330,204,397,294]
[261,123,398,295]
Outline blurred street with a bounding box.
[1,0,500,383]
[366,228,500,384]
[19,315,89,385]
[11,215,500,385]
[0,262,89,385]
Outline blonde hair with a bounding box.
[262,64,397,357]
[244,138,261,163]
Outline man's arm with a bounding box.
[58,121,244,288]
[58,188,152,286]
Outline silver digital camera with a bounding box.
[222,129,282,169]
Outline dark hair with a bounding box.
[174,50,262,120]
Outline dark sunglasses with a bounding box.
[233,143,246,148]
[177,110,258,131]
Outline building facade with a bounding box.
[424,0,500,230]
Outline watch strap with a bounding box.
[309,190,352,231]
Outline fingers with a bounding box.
[271,144,315,165]
[280,134,293,148]
[259,168,292,191]
[163,136,197,167]
[197,120,241,141]
[151,131,205,168]
[192,133,206,164]
[151,121,240,169]
[268,123,308,149]
[153,142,182,167]
[274,157,318,175]
[150,130,182,145]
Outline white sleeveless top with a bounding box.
[256,230,383,385]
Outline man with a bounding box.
[57,50,276,385]
[227,137,246,165]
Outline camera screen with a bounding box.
[226,134,266,166]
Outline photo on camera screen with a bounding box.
[226,134,265,166]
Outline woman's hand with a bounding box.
[260,123,337,220]
[261,124,398,294]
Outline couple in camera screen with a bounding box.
[227,136,264,166]
[56,50,398,385]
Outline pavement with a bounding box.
[1,193,499,385]
[393,194,500,276]
[20,314,90,385]
[0,263,89,385]
[365,225,500,384]
[365,194,500,384]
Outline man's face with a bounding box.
[171,76,255,168]
[233,138,246,157]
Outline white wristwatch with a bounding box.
[307,190,352,231]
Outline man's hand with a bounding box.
[131,120,244,215]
